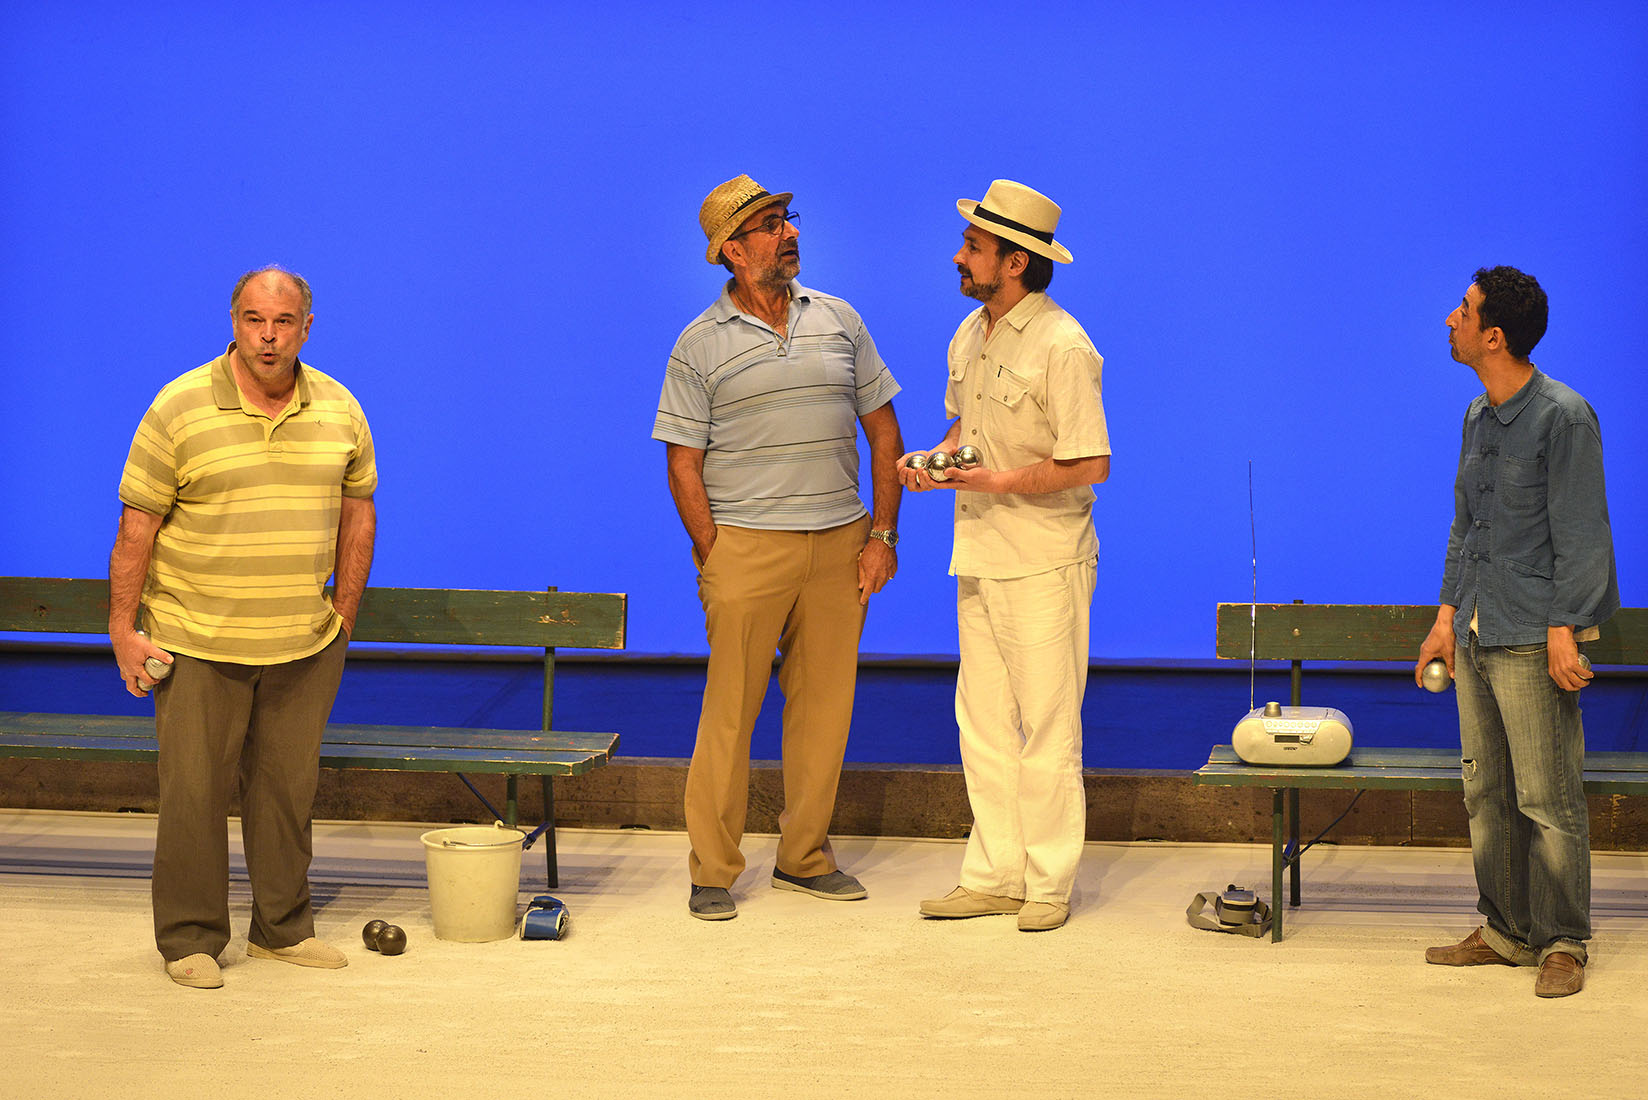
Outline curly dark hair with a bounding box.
[1472,266,1547,360]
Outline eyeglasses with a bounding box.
[728,208,799,241]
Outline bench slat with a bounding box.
[0,732,614,776]
[0,577,109,633]
[0,577,628,651]
[351,587,627,650]
[1215,603,1648,664]
[1194,744,1648,794]
[0,713,615,761]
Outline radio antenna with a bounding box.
[1249,459,1258,712]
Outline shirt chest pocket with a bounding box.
[985,366,1039,444]
[1498,453,1546,516]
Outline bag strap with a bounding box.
[1186,890,1272,938]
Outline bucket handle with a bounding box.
[437,821,523,848]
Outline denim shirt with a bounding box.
[1439,367,1619,646]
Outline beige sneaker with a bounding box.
[919,886,1025,919]
[247,937,348,969]
[165,953,223,989]
[1017,901,1070,932]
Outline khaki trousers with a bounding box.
[685,518,870,887]
[151,631,348,961]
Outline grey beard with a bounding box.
[757,256,800,292]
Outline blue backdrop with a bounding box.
[3,2,1642,661]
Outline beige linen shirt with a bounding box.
[945,292,1110,579]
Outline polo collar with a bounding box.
[214,343,310,412]
[714,279,813,324]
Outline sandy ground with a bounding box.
[2,808,1645,1099]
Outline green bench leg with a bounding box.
[1272,789,1284,942]
[541,775,558,889]
[507,774,558,887]
[1288,788,1301,908]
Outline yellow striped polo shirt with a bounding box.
[119,346,377,665]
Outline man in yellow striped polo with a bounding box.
[108,266,377,989]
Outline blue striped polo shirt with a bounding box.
[653,281,900,530]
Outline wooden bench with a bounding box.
[0,576,627,887]
[1193,602,1648,941]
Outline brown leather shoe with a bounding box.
[1425,927,1518,966]
[1534,952,1585,998]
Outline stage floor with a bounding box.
[3,809,1645,1098]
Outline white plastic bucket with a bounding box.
[419,824,526,942]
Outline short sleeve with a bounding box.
[1045,340,1110,460]
[117,404,178,515]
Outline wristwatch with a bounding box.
[868,528,898,549]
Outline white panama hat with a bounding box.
[956,179,1072,264]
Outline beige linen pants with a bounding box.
[151,631,348,961]
[955,558,1095,903]
[685,518,870,888]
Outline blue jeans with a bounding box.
[1454,636,1590,964]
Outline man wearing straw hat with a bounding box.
[654,175,904,921]
[902,180,1110,932]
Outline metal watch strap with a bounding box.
[869,528,898,548]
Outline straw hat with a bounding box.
[956,180,1072,264]
[699,174,794,265]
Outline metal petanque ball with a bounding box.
[1421,659,1450,693]
[953,445,981,469]
[375,925,408,956]
[363,919,389,949]
[904,453,929,471]
[134,629,173,689]
[925,451,955,481]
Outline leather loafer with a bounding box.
[1017,901,1069,932]
[1424,927,1518,966]
[1534,952,1585,998]
[919,886,1024,919]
